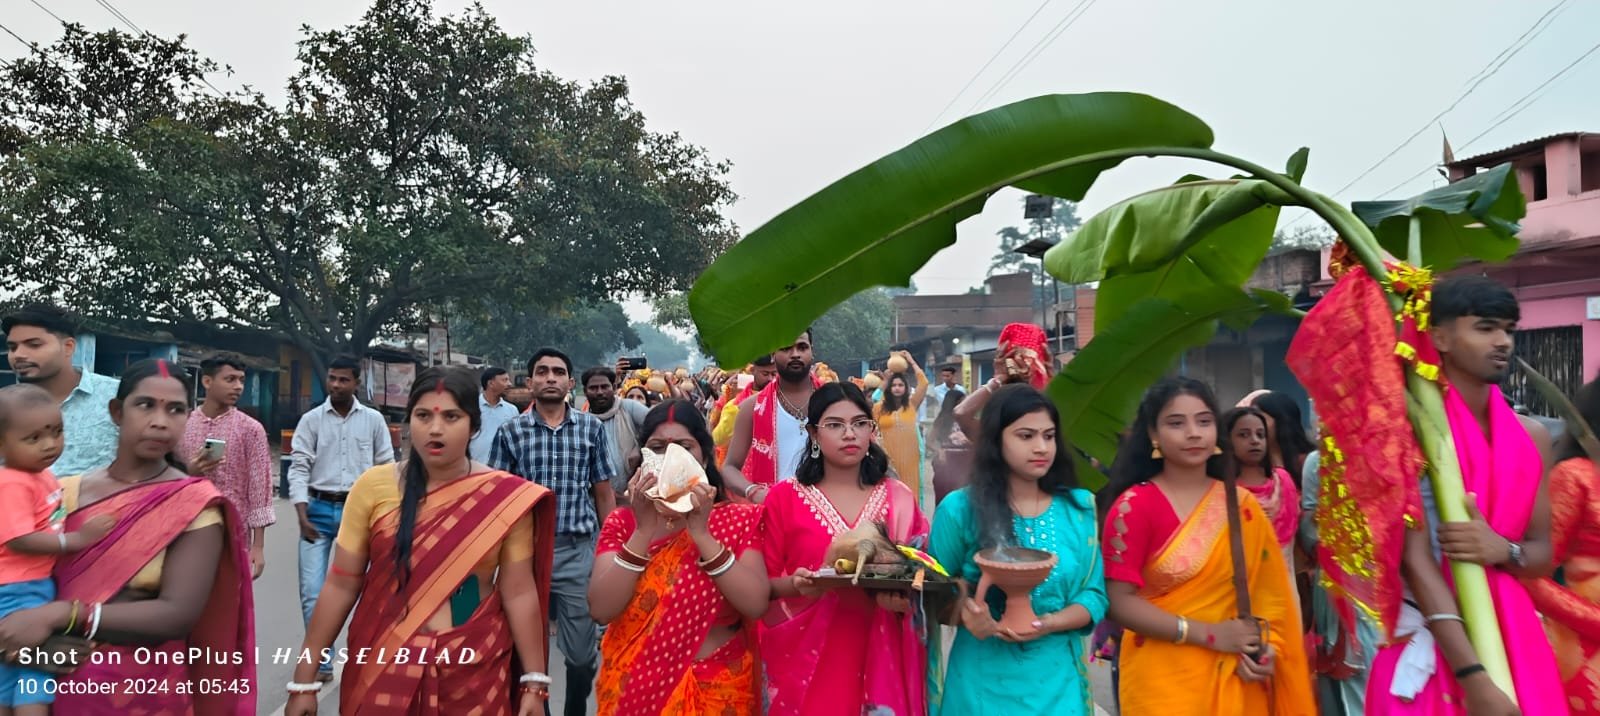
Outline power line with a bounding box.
[91,0,146,35]
[965,0,1099,114]
[1370,37,1600,200]
[921,0,1054,133]
[27,0,67,25]
[1321,0,1569,200]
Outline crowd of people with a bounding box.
[0,272,1596,716]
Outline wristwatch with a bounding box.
[1505,540,1526,568]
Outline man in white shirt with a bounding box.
[921,364,964,426]
[286,355,394,681]
[470,367,520,462]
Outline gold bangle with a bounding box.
[1174,616,1189,644]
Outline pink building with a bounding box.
[1448,132,1600,410]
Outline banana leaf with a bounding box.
[1351,163,1525,270]
[1047,287,1285,487]
[688,92,1214,366]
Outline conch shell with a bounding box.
[641,443,708,513]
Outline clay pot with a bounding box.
[974,547,1057,632]
[887,355,909,374]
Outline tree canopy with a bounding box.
[0,0,736,373]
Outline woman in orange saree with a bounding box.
[286,367,555,716]
[0,359,254,715]
[1526,379,1600,714]
[589,400,768,715]
[1101,378,1313,716]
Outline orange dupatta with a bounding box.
[1117,483,1314,716]
[342,471,554,715]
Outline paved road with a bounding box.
[250,491,1112,715]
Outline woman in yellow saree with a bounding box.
[1100,378,1313,716]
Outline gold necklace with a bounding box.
[776,387,807,421]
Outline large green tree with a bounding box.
[452,300,639,371]
[0,0,735,374]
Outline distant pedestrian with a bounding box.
[286,355,394,681]
[581,366,648,496]
[490,347,618,716]
[470,367,520,463]
[2,303,119,476]
[179,352,275,579]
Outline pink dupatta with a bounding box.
[759,478,928,716]
[1444,384,1564,712]
[1367,384,1564,714]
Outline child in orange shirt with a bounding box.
[0,384,114,715]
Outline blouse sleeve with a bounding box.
[334,467,390,556]
[595,508,636,556]
[1066,490,1109,630]
[1102,488,1156,588]
[498,510,535,564]
[929,489,977,582]
[758,485,789,578]
[1524,460,1600,642]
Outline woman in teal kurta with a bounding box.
[929,385,1106,715]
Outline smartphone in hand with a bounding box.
[202,438,226,462]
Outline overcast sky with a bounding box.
[8,0,1598,320]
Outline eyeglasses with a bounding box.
[816,418,877,436]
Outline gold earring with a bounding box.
[1151,445,1163,459]
[1213,445,1224,455]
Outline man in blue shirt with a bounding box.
[490,347,617,716]
[3,304,119,476]
[469,366,520,462]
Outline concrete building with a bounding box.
[1446,132,1600,414]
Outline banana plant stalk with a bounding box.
[1517,357,1600,463]
[1327,210,1516,701]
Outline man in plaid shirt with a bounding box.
[489,347,617,716]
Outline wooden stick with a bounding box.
[1222,470,1262,659]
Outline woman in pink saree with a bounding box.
[758,382,929,716]
[0,359,254,715]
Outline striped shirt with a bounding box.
[179,407,277,529]
[489,406,616,536]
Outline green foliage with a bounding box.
[0,0,734,372]
[452,300,638,371]
[629,323,690,369]
[688,92,1214,365]
[1351,163,1524,270]
[810,288,895,367]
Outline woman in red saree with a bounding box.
[0,358,255,715]
[1100,378,1313,716]
[589,400,769,715]
[285,367,555,716]
[759,382,929,716]
[1525,379,1600,713]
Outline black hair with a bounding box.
[968,385,1077,548]
[2,302,79,339]
[932,388,966,442]
[1220,406,1275,472]
[752,354,775,368]
[795,382,890,487]
[479,366,508,390]
[1250,391,1315,484]
[329,355,361,378]
[394,366,482,593]
[0,383,55,434]
[581,366,617,388]
[200,352,248,378]
[1099,377,1224,514]
[638,399,726,501]
[528,347,573,376]
[939,365,958,374]
[1557,379,1600,464]
[115,358,195,473]
[1432,275,1520,325]
[879,372,912,414]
